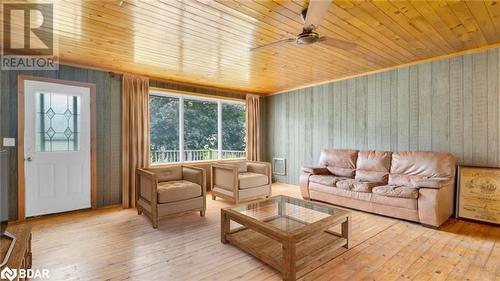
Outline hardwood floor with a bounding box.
[27,184,499,281]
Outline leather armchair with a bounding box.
[211,161,272,204]
[136,165,206,228]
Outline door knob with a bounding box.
[26,157,32,162]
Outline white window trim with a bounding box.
[179,95,185,162]
[149,89,246,165]
[217,100,222,160]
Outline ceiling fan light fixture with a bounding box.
[296,30,319,45]
[250,0,357,51]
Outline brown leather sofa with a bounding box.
[300,149,456,227]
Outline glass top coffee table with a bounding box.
[221,195,352,281]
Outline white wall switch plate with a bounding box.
[3,138,15,147]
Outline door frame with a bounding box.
[17,75,97,221]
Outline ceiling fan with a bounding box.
[251,0,357,51]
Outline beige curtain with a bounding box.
[246,94,260,161]
[122,74,150,208]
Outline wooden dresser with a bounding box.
[0,224,32,281]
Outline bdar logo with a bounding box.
[0,267,17,281]
[0,267,49,280]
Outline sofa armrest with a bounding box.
[247,161,272,187]
[299,173,312,200]
[211,164,238,190]
[136,168,157,204]
[412,177,453,189]
[418,180,455,227]
[247,161,271,176]
[302,166,330,175]
[182,166,206,195]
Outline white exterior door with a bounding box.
[24,80,91,217]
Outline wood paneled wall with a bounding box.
[262,48,500,185]
[0,65,246,220]
[0,65,122,219]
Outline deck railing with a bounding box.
[151,149,246,163]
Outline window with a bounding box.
[221,103,246,159]
[184,99,218,161]
[150,91,246,164]
[150,95,179,162]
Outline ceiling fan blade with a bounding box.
[251,38,295,51]
[318,36,357,50]
[304,0,332,30]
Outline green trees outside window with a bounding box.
[149,93,246,164]
[184,99,218,161]
[222,103,246,159]
[150,95,179,162]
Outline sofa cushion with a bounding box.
[247,162,268,175]
[352,181,381,193]
[302,166,330,175]
[389,174,426,186]
[336,178,383,193]
[319,149,358,177]
[240,185,270,200]
[310,175,348,187]
[309,182,416,210]
[238,172,268,189]
[356,151,392,171]
[157,180,202,203]
[411,178,453,189]
[355,150,392,183]
[150,166,183,182]
[356,170,388,184]
[310,182,372,202]
[389,151,456,185]
[372,185,419,199]
[219,160,247,172]
[336,179,359,190]
[237,163,248,173]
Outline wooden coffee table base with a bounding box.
[221,201,351,281]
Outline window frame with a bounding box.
[149,89,246,165]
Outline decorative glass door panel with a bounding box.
[36,92,81,152]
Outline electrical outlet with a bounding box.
[3,138,15,147]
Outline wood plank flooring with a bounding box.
[26,184,500,281]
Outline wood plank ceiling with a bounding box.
[5,0,500,94]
